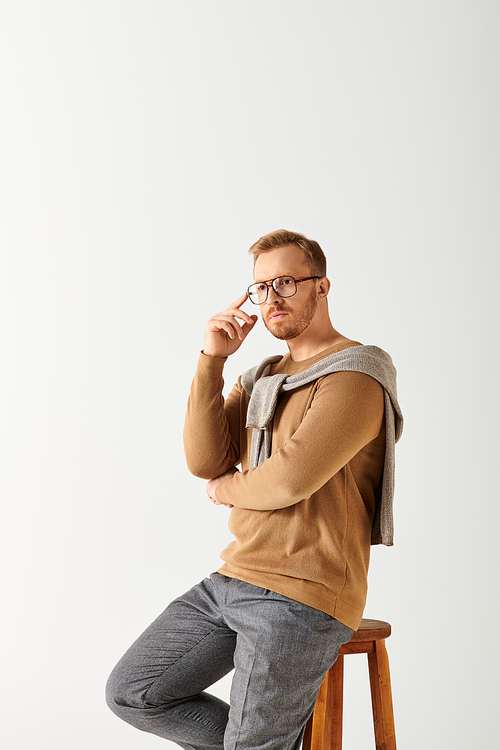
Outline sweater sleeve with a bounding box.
[183,351,244,479]
[215,370,385,510]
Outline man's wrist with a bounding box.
[202,349,228,360]
[215,468,238,503]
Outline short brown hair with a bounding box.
[248,229,327,277]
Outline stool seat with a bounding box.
[303,618,396,750]
[347,618,391,643]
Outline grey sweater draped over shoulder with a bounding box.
[240,345,404,546]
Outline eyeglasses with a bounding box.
[247,275,320,305]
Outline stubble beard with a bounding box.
[263,288,318,341]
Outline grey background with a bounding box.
[1,2,498,748]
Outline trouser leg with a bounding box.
[106,573,354,750]
[106,576,236,750]
[221,578,354,750]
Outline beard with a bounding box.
[263,287,318,340]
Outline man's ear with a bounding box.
[317,277,331,299]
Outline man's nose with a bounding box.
[267,285,282,304]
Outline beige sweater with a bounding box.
[184,341,386,629]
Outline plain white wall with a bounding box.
[1,2,498,748]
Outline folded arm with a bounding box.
[214,371,385,511]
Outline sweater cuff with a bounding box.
[198,350,227,372]
[216,473,237,505]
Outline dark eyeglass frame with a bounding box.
[246,275,320,305]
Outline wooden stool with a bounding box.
[303,618,396,750]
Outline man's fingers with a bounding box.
[212,499,233,508]
[210,294,254,328]
[210,315,243,340]
[204,294,256,358]
[241,315,258,337]
[229,292,249,309]
[209,310,256,339]
[225,307,255,327]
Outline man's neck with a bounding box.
[286,321,351,361]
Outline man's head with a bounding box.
[247,230,331,343]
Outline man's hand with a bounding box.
[206,469,238,508]
[204,293,258,359]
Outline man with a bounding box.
[106,230,403,750]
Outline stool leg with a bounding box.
[325,654,344,750]
[302,655,344,750]
[367,639,396,750]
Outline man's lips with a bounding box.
[269,310,289,321]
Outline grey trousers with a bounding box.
[106,573,353,750]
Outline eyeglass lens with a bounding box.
[248,276,296,304]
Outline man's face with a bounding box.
[253,246,319,341]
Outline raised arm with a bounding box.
[183,294,258,480]
[203,293,258,360]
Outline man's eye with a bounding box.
[280,278,292,286]
[257,284,267,292]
